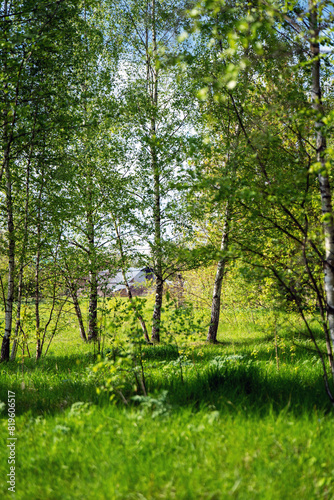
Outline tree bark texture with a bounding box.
[87,211,98,341]
[10,116,34,360]
[35,197,42,360]
[71,284,87,342]
[1,157,15,361]
[309,0,334,378]
[1,0,14,360]
[88,267,98,341]
[149,0,163,342]
[207,203,230,343]
[151,275,164,342]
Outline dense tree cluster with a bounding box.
[1,0,334,398]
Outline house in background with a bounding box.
[97,268,154,297]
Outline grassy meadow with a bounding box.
[1,297,334,499]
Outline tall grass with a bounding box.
[0,305,333,499]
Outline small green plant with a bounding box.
[132,390,171,418]
[92,304,149,403]
[159,293,208,382]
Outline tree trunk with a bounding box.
[1,157,15,361]
[88,267,98,341]
[150,0,163,343]
[87,212,98,341]
[71,284,87,342]
[309,0,334,379]
[151,157,164,342]
[0,0,15,361]
[62,257,87,342]
[10,113,34,360]
[35,212,41,360]
[11,268,23,361]
[151,275,163,342]
[207,203,230,343]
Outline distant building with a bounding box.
[98,268,154,297]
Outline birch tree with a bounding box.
[105,0,194,342]
[190,0,334,399]
[308,0,334,382]
[0,0,93,360]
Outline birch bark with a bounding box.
[10,112,35,360]
[35,183,42,360]
[309,0,334,378]
[70,283,88,342]
[0,150,15,361]
[87,210,98,341]
[0,0,15,361]
[149,0,164,342]
[207,203,230,343]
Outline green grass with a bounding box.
[0,305,334,499]
[2,406,334,500]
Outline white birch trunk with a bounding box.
[35,197,42,360]
[149,0,163,342]
[11,115,34,360]
[207,203,230,343]
[87,217,98,342]
[70,284,88,342]
[309,0,334,378]
[1,156,15,361]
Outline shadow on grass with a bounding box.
[141,345,332,414]
[149,362,332,415]
[0,353,107,417]
[0,348,332,418]
[141,340,322,365]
